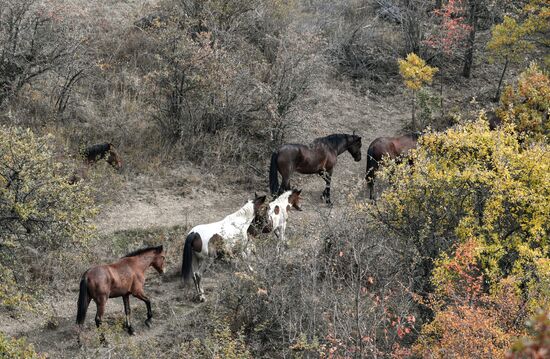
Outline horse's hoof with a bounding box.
[128,327,135,335]
[199,295,206,303]
[145,319,152,328]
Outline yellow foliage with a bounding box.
[372,117,549,355]
[0,126,97,247]
[487,16,533,63]
[398,53,438,91]
[500,63,550,141]
[0,332,45,359]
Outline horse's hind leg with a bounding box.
[94,296,107,344]
[94,296,107,328]
[280,168,291,194]
[122,295,134,335]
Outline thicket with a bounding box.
[0,127,97,309]
[0,0,548,357]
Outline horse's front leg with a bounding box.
[133,290,153,327]
[319,170,332,204]
[122,294,134,335]
[242,231,255,272]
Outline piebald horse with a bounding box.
[181,194,267,302]
[248,189,303,251]
[269,133,362,204]
[267,189,302,249]
[365,133,420,200]
[76,245,166,336]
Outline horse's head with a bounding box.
[347,134,362,162]
[253,193,268,217]
[106,143,123,170]
[151,245,166,274]
[289,189,303,211]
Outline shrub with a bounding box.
[499,63,550,142]
[0,332,44,359]
[0,126,97,302]
[371,117,549,355]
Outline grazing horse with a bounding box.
[248,189,302,249]
[69,143,123,184]
[267,189,302,251]
[76,246,165,336]
[269,133,362,204]
[365,133,419,200]
[181,194,267,302]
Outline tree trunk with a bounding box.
[412,93,417,131]
[462,0,479,78]
[440,71,444,118]
[494,57,509,102]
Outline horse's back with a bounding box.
[369,135,416,160]
[368,137,396,160]
[393,135,418,155]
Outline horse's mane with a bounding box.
[405,132,421,140]
[123,245,163,258]
[314,134,359,147]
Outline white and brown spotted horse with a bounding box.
[181,194,267,302]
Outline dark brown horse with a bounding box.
[69,143,123,184]
[365,133,419,200]
[269,134,362,204]
[82,142,123,169]
[76,245,165,335]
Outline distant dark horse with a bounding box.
[76,246,165,336]
[69,143,123,184]
[82,142,123,168]
[269,134,362,204]
[365,133,419,200]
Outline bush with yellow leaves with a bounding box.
[0,332,45,359]
[372,117,549,357]
[0,126,97,308]
[499,63,549,142]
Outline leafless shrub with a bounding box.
[214,202,419,357]
[0,0,82,110]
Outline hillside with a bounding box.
[0,0,548,358]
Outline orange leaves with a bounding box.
[414,304,515,358]
[425,0,472,56]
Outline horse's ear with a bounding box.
[353,130,356,136]
[157,245,164,253]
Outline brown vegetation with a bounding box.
[0,0,548,358]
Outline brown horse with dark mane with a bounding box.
[269,133,362,204]
[365,133,419,200]
[76,245,165,335]
[69,142,123,184]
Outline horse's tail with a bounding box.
[269,151,279,195]
[181,232,197,282]
[365,146,377,183]
[76,275,89,325]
